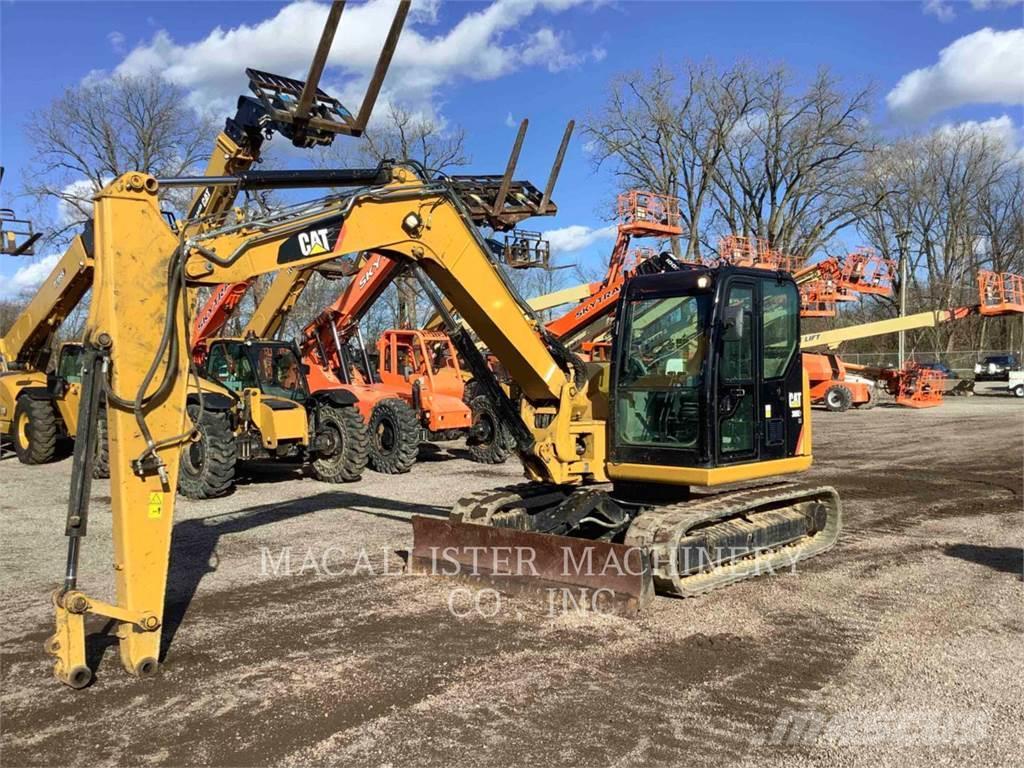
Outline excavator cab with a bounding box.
[609,265,805,480]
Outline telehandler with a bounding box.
[192,120,573,473]
[2,0,390,499]
[47,149,840,687]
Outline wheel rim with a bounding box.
[376,416,396,454]
[474,412,496,444]
[16,413,29,448]
[184,436,207,474]
[320,421,343,458]
[827,392,840,408]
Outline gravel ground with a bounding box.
[1,386,1021,767]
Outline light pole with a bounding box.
[895,228,910,368]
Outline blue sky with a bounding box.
[1,0,1022,296]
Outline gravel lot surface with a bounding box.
[1,387,1021,767]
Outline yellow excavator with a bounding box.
[46,142,841,686]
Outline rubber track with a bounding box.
[624,482,842,598]
[450,482,569,527]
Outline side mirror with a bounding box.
[723,305,746,342]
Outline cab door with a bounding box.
[715,279,758,463]
[758,278,801,460]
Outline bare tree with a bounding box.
[23,74,216,241]
[711,67,874,260]
[855,126,1024,355]
[584,61,761,260]
[585,62,874,262]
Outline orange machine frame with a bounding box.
[377,329,471,432]
[545,191,684,345]
[299,252,471,432]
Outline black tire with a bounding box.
[852,386,876,410]
[823,385,853,413]
[367,398,420,474]
[12,397,59,465]
[466,394,512,464]
[178,405,236,499]
[92,408,110,479]
[310,405,369,483]
[462,378,483,404]
[1013,384,1024,399]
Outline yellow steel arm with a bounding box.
[182,132,257,226]
[48,168,599,686]
[241,266,316,338]
[0,234,93,371]
[182,171,578,408]
[800,307,974,350]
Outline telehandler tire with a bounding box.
[466,394,511,464]
[91,408,110,479]
[367,398,419,474]
[178,405,236,499]
[462,377,482,404]
[852,387,876,410]
[823,384,853,412]
[12,397,59,465]
[311,405,369,483]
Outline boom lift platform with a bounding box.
[544,191,687,351]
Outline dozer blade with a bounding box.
[409,516,655,617]
[625,483,841,598]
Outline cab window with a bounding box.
[205,343,256,391]
[762,280,798,379]
[57,345,85,383]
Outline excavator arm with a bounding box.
[47,165,598,686]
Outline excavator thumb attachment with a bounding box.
[408,517,655,617]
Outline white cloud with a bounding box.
[108,30,127,54]
[936,114,1024,161]
[111,0,596,120]
[923,0,1023,20]
[923,0,955,22]
[886,27,1024,121]
[56,179,106,227]
[1,254,61,298]
[970,0,1024,9]
[520,27,590,72]
[542,224,616,255]
[505,112,517,128]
